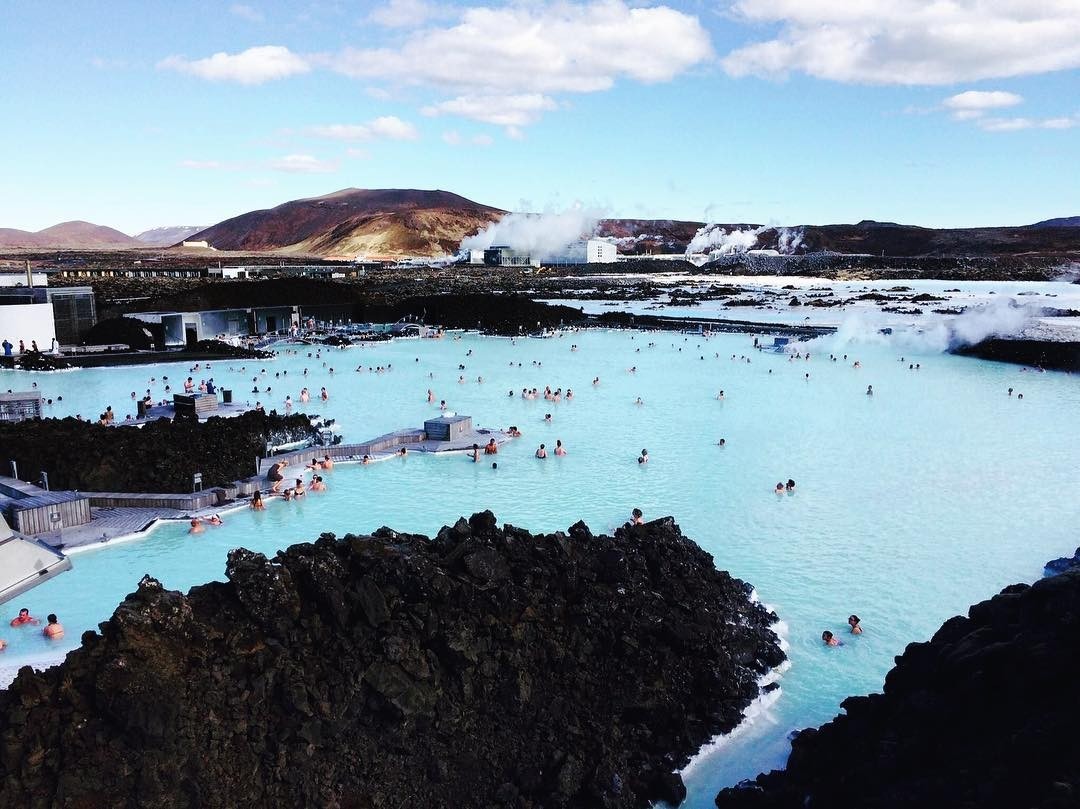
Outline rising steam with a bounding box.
[461,208,603,259]
[819,298,1035,354]
[685,224,807,257]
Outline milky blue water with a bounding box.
[2,314,1079,806]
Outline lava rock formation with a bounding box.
[0,513,783,808]
[715,569,1080,809]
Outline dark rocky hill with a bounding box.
[0,513,784,808]
[188,188,505,258]
[1030,216,1080,228]
[715,569,1080,809]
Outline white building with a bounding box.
[585,239,617,263]
[181,240,212,249]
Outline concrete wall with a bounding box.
[0,303,56,349]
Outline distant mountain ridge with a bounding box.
[1,197,1078,258]
[0,221,139,249]
[1030,216,1080,228]
[135,226,207,246]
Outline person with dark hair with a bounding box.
[822,631,841,647]
[630,508,644,525]
[250,491,265,510]
[43,614,64,640]
[638,448,649,464]
[266,459,287,493]
[786,479,796,492]
[848,615,863,634]
[9,608,39,627]
[535,444,547,459]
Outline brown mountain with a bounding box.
[189,188,506,258]
[0,221,138,249]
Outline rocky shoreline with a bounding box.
[950,337,1080,371]
[715,569,1080,809]
[0,513,784,808]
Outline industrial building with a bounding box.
[483,245,541,268]
[129,306,300,346]
[478,239,617,268]
[0,269,96,346]
[584,239,617,263]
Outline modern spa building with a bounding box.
[0,268,96,347]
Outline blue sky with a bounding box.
[1,0,1078,233]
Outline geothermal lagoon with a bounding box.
[2,285,1078,806]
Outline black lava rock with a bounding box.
[1045,547,1080,576]
[715,569,1080,809]
[0,410,313,492]
[0,513,783,809]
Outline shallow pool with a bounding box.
[2,318,1078,806]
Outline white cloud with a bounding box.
[977,115,1078,132]
[160,2,708,128]
[441,130,462,145]
[230,4,264,22]
[944,91,1024,112]
[306,116,419,141]
[367,0,445,28]
[328,1,712,103]
[269,154,339,173]
[943,90,1023,120]
[722,1,1080,84]
[422,94,557,127]
[159,45,309,85]
[504,126,524,141]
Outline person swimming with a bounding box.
[786,479,796,492]
[630,507,644,525]
[554,439,566,456]
[535,443,547,459]
[43,614,64,640]
[638,448,649,464]
[866,385,873,395]
[848,615,863,634]
[822,630,841,646]
[189,518,205,534]
[9,608,39,627]
[775,482,785,495]
[250,491,265,510]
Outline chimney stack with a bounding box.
[25,260,32,288]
